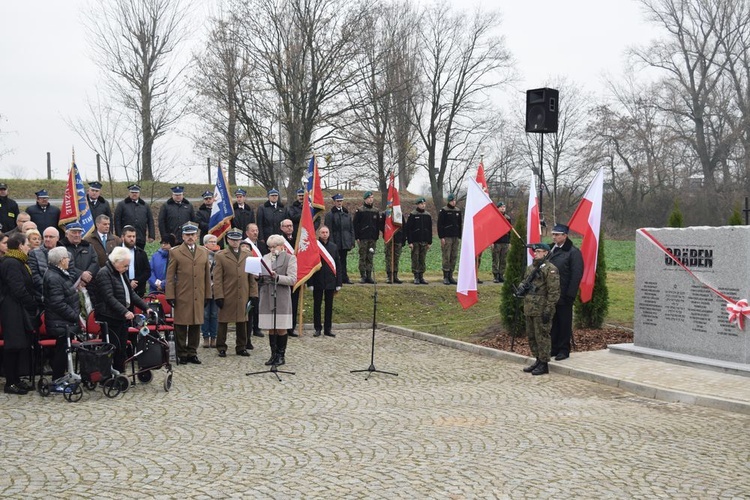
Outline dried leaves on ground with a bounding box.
[475,327,634,357]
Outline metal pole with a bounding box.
[207,157,212,184]
[47,152,52,180]
[96,153,102,180]
[538,135,545,229]
[744,196,750,225]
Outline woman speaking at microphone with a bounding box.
[258,234,297,366]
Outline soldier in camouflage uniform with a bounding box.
[353,191,380,284]
[520,243,560,376]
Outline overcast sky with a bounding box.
[0,0,652,185]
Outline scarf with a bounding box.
[5,248,31,275]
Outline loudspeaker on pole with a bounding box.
[525,88,559,134]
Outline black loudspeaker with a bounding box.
[525,88,559,133]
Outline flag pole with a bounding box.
[297,287,304,336]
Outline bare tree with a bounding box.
[0,113,11,161]
[411,2,513,208]
[85,0,192,181]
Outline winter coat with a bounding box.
[404,209,433,244]
[91,260,149,322]
[256,201,288,244]
[288,200,304,233]
[84,232,122,268]
[213,247,256,323]
[61,237,99,278]
[158,198,196,241]
[437,205,462,239]
[0,194,20,232]
[0,252,39,349]
[547,237,584,304]
[165,243,211,325]
[29,244,80,302]
[42,265,80,337]
[114,196,155,245]
[258,251,297,330]
[87,195,112,225]
[232,202,256,234]
[119,245,151,297]
[325,207,355,250]
[353,204,380,241]
[196,203,212,238]
[149,248,169,293]
[310,239,342,290]
[26,202,61,234]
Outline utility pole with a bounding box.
[46,152,52,180]
[207,157,212,184]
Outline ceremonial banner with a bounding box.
[294,193,322,290]
[60,163,94,236]
[306,155,325,221]
[384,171,402,244]
[209,163,234,239]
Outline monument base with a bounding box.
[609,343,750,378]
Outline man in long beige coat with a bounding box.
[213,229,257,358]
[166,222,211,364]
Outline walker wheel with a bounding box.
[116,375,130,393]
[137,370,153,383]
[64,384,83,403]
[163,373,173,392]
[83,380,97,391]
[102,378,122,398]
[37,378,50,397]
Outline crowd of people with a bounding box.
[0,180,583,394]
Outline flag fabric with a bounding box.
[306,155,325,221]
[456,178,514,309]
[282,239,295,255]
[383,171,402,244]
[209,163,234,239]
[568,168,604,303]
[476,160,489,192]
[318,242,336,276]
[60,163,94,236]
[242,238,262,257]
[526,173,542,266]
[294,193,322,291]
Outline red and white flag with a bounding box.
[457,179,513,309]
[384,171,402,244]
[318,243,336,275]
[526,173,542,266]
[568,168,604,303]
[294,192,322,291]
[476,160,489,193]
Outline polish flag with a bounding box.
[294,192,322,290]
[568,168,604,303]
[476,160,489,192]
[526,173,541,265]
[457,179,513,309]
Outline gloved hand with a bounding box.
[215,298,224,309]
[167,299,176,308]
[542,311,551,324]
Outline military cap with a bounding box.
[170,186,185,194]
[35,189,49,198]
[415,197,426,204]
[181,222,199,234]
[497,201,505,207]
[332,193,344,201]
[267,188,280,196]
[526,242,551,251]
[235,188,247,196]
[202,190,213,199]
[226,229,243,240]
[65,222,84,231]
[296,188,305,195]
[128,184,141,192]
[88,181,102,190]
[551,224,569,235]
[0,183,8,189]
[363,191,373,199]
[447,193,456,202]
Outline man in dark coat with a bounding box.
[86,181,112,226]
[287,188,306,237]
[85,214,122,268]
[29,226,72,302]
[404,197,433,285]
[61,222,99,285]
[0,182,20,233]
[196,190,214,239]
[231,188,255,235]
[256,188,288,254]
[547,223,584,361]
[353,191,380,284]
[26,189,61,235]
[159,185,196,242]
[114,184,155,249]
[437,193,462,285]
[324,193,355,284]
[310,225,342,337]
[121,225,151,297]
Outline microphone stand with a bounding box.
[351,267,397,380]
[247,255,295,382]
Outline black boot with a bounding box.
[386,274,393,284]
[493,273,501,283]
[360,273,367,284]
[522,359,541,373]
[364,271,376,284]
[531,362,549,376]
[393,272,403,284]
[442,271,451,285]
[413,273,420,285]
[418,272,428,285]
[275,335,288,366]
[449,272,457,284]
[264,335,278,366]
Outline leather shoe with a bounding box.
[554,353,569,361]
[237,350,250,357]
[245,343,254,350]
[287,330,299,337]
[522,360,540,373]
[17,380,33,392]
[218,350,226,358]
[253,330,264,337]
[178,357,188,365]
[4,384,29,395]
[313,330,322,337]
[187,356,202,364]
[324,332,336,337]
[531,362,549,375]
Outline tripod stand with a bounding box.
[351,276,397,380]
[247,258,295,382]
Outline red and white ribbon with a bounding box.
[727,299,750,330]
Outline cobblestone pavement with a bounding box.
[2,328,749,499]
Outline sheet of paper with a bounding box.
[244,256,263,275]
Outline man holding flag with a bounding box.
[382,172,403,284]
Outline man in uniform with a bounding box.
[324,193,355,284]
[381,209,405,284]
[287,188,306,237]
[61,222,99,285]
[256,188,288,255]
[114,184,155,249]
[492,202,511,283]
[159,186,195,242]
[85,214,121,267]
[196,191,214,239]
[213,229,255,358]
[166,222,211,365]
[26,189,61,235]
[353,191,380,284]
[547,223,584,361]
[404,197,432,285]
[86,181,112,225]
[231,188,255,235]
[0,182,19,233]
[437,193,462,285]
[521,243,560,376]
